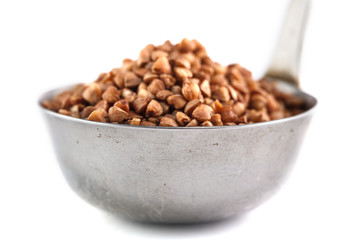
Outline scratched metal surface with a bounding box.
[40,85,316,223]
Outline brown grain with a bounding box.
[43,39,305,127]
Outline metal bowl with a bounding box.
[39,82,316,223]
[40,0,315,223]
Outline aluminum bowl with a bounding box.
[39,82,316,223]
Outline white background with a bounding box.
[1,0,359,239]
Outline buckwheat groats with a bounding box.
[42,38,305,127]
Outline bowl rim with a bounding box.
[39,84,317,131]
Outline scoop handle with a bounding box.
[265,0,311,87]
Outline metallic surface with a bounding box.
[266,0,311,86]
[40,85,316,223]
[39,0,316,223]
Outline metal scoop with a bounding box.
[39,0,316,223]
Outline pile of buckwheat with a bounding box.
[42,39,305,127]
